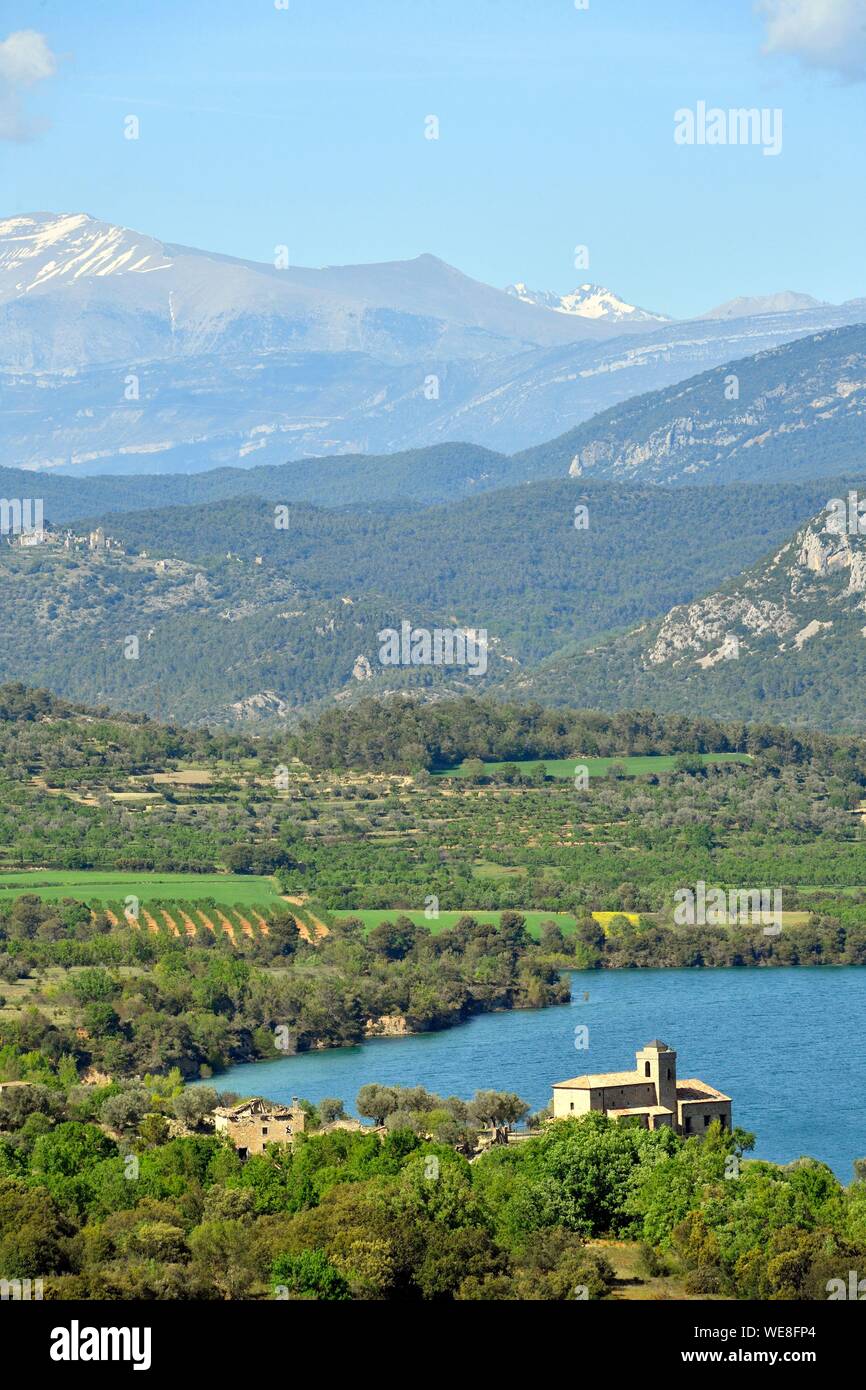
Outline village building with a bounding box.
[552,1040,732,1136]
[213,1096,306,1157]
[318,1116,368,1136]
[17,528,51,548]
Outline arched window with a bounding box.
[644,1062,650,1077]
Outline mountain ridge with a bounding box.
[508,495,866,731]
[698,290,828,320]
[515,323,866,486]
[2,212,866,473]
[0,210,630,372]
[0,475,860,727]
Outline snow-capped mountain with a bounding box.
[1,212,864,475]
[0,212,174,297]
[0,211,638,373]
[504,281,670,323]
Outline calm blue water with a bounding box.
[200,969,866,1180]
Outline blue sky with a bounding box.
[0,0,864,317]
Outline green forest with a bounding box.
[2,1077,865,1300]
[0,474,859,726]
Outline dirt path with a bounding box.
[251,910,270,936]
[196,909,218,938]
[215,910,237,945]
[178,909,198,938]
[234,910,255,939]
[160,909,181,938]
[280,897,316,943]
[282,901,314,943]
[141,908,162,935]
[281,894,330,940]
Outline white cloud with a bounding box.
[757,0,866,80]
[0,30,58,141]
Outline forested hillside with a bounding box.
[0,441,514,521]
[516,322,866,485]
[511,501,866,732]
[1,477,858,725]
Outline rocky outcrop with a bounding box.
[642,506,866,671]
[81,1067,113,1086]
[550,326,866,486]
[364,1014,411,1037]
[229,690,291,720]
[647,595,795,666]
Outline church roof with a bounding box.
[677,1079,731,1103]
[553,1071,644,1090]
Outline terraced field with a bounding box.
[330,907,811,939]
[0,870,336,945]
[98,899,275,943]
[0,872,810,944]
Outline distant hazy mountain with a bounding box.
[698,290,826,320]
[516,323,866,486]
[0,442,518,522]
[1,212,864,474]
[505,281,670,323]
[0,211,627,373]
[509,498,866,732]
[7,300,865,477]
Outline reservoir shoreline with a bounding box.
[193,965,866,1181]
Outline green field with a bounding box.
[434,753,753,779]
[0,873,811,940]
[0,870,282,906]
[330,905,811,939]
[331,908,642,939]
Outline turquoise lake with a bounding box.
[202,968,866,1180]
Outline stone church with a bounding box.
[552,1040,732,1135]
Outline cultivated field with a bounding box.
[0,871,329,945]
[0,870,281,906]
[331,908,642,938]
[435,753,753,779]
